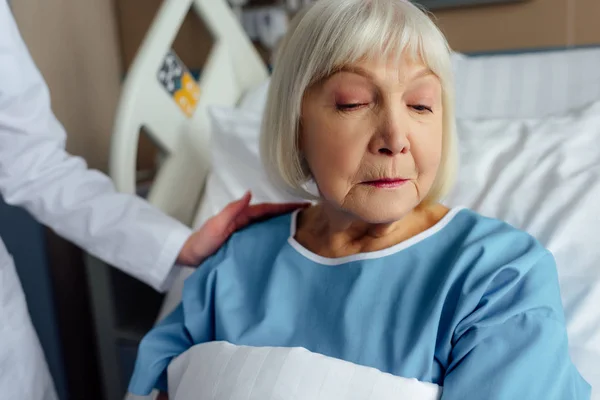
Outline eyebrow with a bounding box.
[336,65,435,83]
[411,68,436,81]
[337,65,376,80]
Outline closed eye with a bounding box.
[336,103,368,111]
[411,104,433,113]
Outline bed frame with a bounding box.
[109,0,268,226]
[88,2,267,399]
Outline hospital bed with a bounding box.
[104,0,600,398]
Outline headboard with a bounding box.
[110,0,268,226]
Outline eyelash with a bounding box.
[336,103,433,113]
[336,103,367,111]
[411,104,433,113]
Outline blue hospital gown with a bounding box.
[128,207,591,399]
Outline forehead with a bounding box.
[322,55,439,90]
[343,56,431,78]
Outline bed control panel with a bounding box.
[157,50,201,117]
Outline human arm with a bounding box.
[127,304,194,395]
[127,244,226,396]
[0,0,190,290]
[0,1,307,290]
[441,251,591,400]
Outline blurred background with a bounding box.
[3,0,598,399]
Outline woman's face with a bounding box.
[301,56,443,223]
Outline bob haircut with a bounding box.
[260,0,458,203]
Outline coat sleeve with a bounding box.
[0,0,191,291]
[441,252,591,400]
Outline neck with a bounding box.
[295,202,448,258]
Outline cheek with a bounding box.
[411,120,443,177]
[301,118,367,196]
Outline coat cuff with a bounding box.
[149,225,191,292]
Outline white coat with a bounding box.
[0,1,192,398]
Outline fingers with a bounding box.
[245,202,311,221]
[219,191,252,221]
[219,195,311,236]
[229,202,301,232]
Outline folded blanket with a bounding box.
[167,341,442,400]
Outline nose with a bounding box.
[369,107,410,156]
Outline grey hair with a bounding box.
[260,0,458,203]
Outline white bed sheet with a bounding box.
[452,48,600,119]
[446,102,600,395]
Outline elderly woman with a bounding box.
[128,0,590,398]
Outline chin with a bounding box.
[344,191,421,225]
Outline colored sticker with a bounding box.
[157,51,201,117]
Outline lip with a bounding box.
[362,178,408,188]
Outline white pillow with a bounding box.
[238,79,270,115]
[167,341,442,400]
[192,105,303,229]
[444,100,600,395]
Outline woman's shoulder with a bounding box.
[183,211,296,290]
[447,207,558,290]
[442,207,555,287]
[204,211,295,267]
[448,207,547,257]
[444,209,566,337]
[229,210,296,247]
